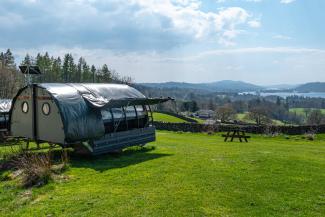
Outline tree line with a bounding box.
[140,85,325,125]
[0,49,132,98]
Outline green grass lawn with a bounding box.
[153,112,188,123]
[236,113,285,125]
[1,132,325,216]
[190,116,206,124]
[152,112,205,123]
[152,112,207,124]
[236,113,255,124]
[290,108,325,117]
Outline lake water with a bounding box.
[239,92,325,99]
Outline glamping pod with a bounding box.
[0,99,11,141]
[9,83,171,155]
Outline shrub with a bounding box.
[0,171,11,181]
[304,132,316,141]
[13,152,52,188]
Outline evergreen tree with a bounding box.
[4,49,15,68]
[76,57,84,83]
[21,54,33,66]
[90,65,96,83]
[82,61,91,82]
[0,49,15,68]
[20,53,36,83]
[100,64,112,82]
[69,55,76,82]
[51,57,62,82]
[62,54,76,82]
[0,52,4,69]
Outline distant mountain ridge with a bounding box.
[139,81,325,93]
[295,82,325,92]
[265,84,299,90]
[140,80,263,92]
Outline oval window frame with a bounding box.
[42,103,51,116]
[21,101,29,114]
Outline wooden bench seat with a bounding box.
[222,134,251,138]
[222,130,251,142]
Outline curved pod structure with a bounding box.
[10,83,171,155]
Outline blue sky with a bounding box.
[0,0,324,84]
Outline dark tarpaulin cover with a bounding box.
[37,83,171,142]
[102,98,172,108]
[38,83,105,142]
[0,99,12,113]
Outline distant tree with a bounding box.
[35,52,52,82]
[100,64,112,82]
[208,98,215,110]
[0,49,132,96]
[306,110,324,125]
[21,54,34,66]
[51,57,62,82]
[62,54,76,82]
[82,60,91,82]
[76,57,84,83]
[0,49,22,98]
[90,65,96,83]
[191,100,199,112]
[181,100,199,112]
[62,54,69,82]
[246,106,271,125]
[215,104,236,122]
[120,75,133,84]
[0,49,15,68]
[304,108,312,118]
[232,100,247,113]
[276,97,281,106]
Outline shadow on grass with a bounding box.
[69,146,172,172]
[0,146,172,173]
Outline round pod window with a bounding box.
[42,103,51,116]
[22,101,29,113]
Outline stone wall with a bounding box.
[156,111,198,123]
[153,121,325,135]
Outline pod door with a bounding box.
[10,86,34,139]
[35,88,65,144]
[11,86,65,144]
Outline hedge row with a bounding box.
[153,121,325,135]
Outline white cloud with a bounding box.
[280,0,296,4]
[0,0,260,49]
[217,0,262,3]
[248,20,261,28]
[154,47,325,62]
[133,1,255,45]
[6,45,325,84]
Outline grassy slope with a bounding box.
[1,132,325,217]
[189,116,205,124]
[153,112,188,123]
[290,108,325,116]
[236,113,285,125]
[153,112,205,123]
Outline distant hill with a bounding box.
[265,84,299,90]
[140,80,263,92]
[295,82,325,92]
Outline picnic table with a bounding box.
[222,128,251,142]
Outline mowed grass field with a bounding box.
[152,112,188,123]
[236,113,285,125]
[152,112,205,123]
[1,131,325,217]
[290,108,325,116]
